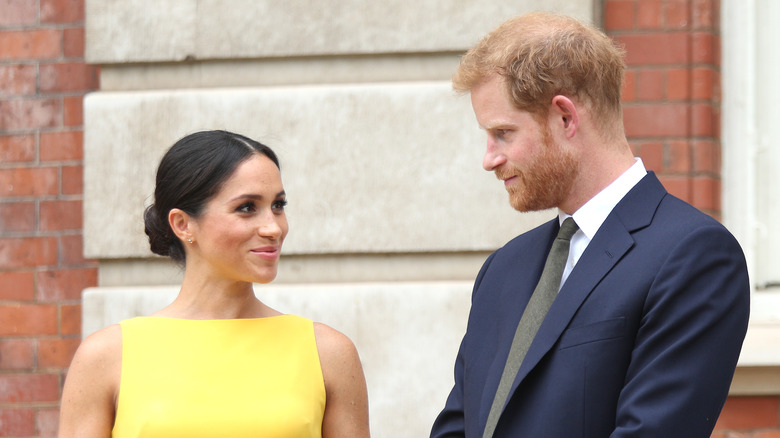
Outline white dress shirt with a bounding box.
[558,158,648,288]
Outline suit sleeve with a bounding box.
[430,251,498,438]
[611,224,750,437]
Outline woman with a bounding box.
[59,130,370,437]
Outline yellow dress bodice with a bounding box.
[112,315,326,438]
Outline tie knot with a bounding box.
[557,217,579,242]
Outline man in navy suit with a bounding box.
[430,12,750,438]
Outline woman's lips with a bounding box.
[251,246,279,260]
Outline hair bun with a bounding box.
[144,204,176,258]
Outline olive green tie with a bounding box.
[482,217,579,438]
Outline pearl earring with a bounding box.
[187,237,193,244]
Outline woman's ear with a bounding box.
[168,208,193,243]
[550,95,579,139]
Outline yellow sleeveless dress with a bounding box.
[112,315,326,438]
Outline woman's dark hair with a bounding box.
[144,130,280,263]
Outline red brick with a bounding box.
[622,70,637,102]
[40,63,100,93]
[692,32,716,64]
[658,176,691,202]
[0,271,35,300]
[715,396,780,430]
[40,130,83,162]
[37,408,61,437]
[637,0,663,29]
[61,164,83,195]
[41,0,85,24]
[0,339,34,369]
[39,338,81,368]
[37,267,96,301]
[628,141,640,157]
[0,134,35,162]
[605,1,635,31]
[63,27,86,58]
[0,98,60,132]
[691,67,716,100]
[0,304,59,336]
[0,408,35,436]
[754,432,780,438]
[666,68,691,101]
[0,201,35,232]
[665,0,690,29]
[60,234,91,265]
[637,141,664,172]
[636,69,664,101]
[63,96,83,126]
[666,140,691,173]
[61,304,82,335]
[712,70,721,102]
[711,106,721,140]
[0,29,61,60]
[692,103,715,137]
[692,176,720,211]
[0,0,37,27]
[40,199,82,231]
[617,33,690,65]
[692,0,716,29]
[622,104,690,138]
[693,140,720,174]
[714,34,722,66]
[0,237,58,268]
[0,167,59,198]
[0,373,60,402]
[0,64,37,96]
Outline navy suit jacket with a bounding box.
[431,173,750,438]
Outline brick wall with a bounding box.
[606,0,722,217]
[0,0,98,436]
[604,1,780,437]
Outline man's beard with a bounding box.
[497,134,579,212]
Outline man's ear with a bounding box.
[168,208,193,243]
[550,95,579,139]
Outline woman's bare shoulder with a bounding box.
[59,324,123,437]
[66,323,123,392]
[312,322,370,438]
[73,324,123,366]
[312,322,359,361]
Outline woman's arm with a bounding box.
[314,322,370,438]
[58,324,122,438]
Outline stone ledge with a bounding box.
[730,292,780,395]
[731,365,780,396]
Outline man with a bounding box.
[431,12,749,438]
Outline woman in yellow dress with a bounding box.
[59,130,370,438]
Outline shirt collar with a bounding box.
[558,158,647,240]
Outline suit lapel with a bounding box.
[502,172,668,407]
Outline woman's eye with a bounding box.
[272,199,288,212]
[237,202,255,213]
